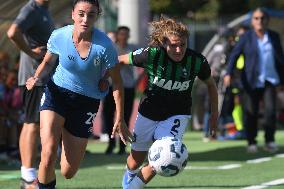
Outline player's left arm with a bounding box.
[198,57,218,137]
[203,76,218,137]
[108,64,134,144]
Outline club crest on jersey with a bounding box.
[93,57,101,66]
[182,68,188,78]
[152,76,190,91]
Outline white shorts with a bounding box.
[131,113,191,151]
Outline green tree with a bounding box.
[149,0,284,20]
[149,0,209,18]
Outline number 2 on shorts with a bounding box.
[170,119,180,137]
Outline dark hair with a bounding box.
[252,7,270,20]
[116,26,130,33]
[72,0,102,15]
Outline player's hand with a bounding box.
[111,119,134,144]
[26,76,38,90]
[223,75,231,87]
[209,112,218,138]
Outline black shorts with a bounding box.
[40,81,100,138]
[20,86,44,124]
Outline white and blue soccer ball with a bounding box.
[148,137,188,177]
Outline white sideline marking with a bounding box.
[275,153,284,158]
[184,166,213,170]
[107,164,242,171]
[246,157,272,164]
[217,164,242,170]
[107,166,125,170]
[185,164,241,170]
[242,178,284,189]
[107,153,282,171]
[0,174,19,180]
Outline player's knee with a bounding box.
[22,123,39,136]
[61,168,77,179]
[128,152,146,169]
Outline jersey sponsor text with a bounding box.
[152,76,190,91]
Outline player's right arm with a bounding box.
[118,54,131,65]
[7,24,45,60]
[26,52,58,90]
[118,47,149,67]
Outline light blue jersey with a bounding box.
[47,25,118,99]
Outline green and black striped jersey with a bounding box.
[129,47,211,121]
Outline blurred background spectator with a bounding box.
[0,52,22,164]
[224,7,284,153]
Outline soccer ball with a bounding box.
[148,137,188,177]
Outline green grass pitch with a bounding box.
[1,130,283,189]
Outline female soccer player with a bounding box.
[119,17,218,189]
[26,0,133,188]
